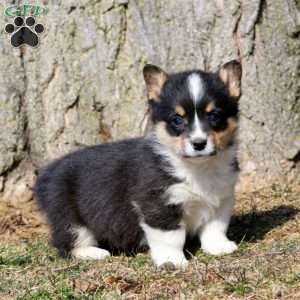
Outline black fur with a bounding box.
[35,138,180,256]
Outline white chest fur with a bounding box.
[164,147,238,233]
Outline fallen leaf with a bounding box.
[73,279,99,293]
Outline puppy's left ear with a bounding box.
[218,60,242,98]
[143,64,168,102]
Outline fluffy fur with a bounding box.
[35,60,242,268]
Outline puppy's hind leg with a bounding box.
[35,166,110,260]
[71,226,111,260]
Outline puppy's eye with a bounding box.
[171,115,184,126]
[169,114,185,133]
[207,111,223,128]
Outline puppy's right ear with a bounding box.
[143,64,168,102]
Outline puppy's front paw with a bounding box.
[202,240,237,256]
[152,249,188,270]
[72,246,111,260]
[157,256,189,270]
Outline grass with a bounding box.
[0,184,299,299]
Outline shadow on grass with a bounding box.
[228,205,299,243]
[184,205,299,257]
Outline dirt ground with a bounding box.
[0,199,48,241]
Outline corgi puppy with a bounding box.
[35,60,242,269]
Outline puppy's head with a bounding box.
[143,61,242,159]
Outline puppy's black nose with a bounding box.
[192,140,207,151]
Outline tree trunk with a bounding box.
[0,0,299,203]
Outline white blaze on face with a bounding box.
[188,73,204,104]
[187,73,207,142]
[191,112,207,141]
[184,73,215,157]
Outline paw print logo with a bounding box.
[5,16,45,48]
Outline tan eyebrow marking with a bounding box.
[206,102,215,113]
[175,105,186,117]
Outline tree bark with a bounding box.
[0,0,299,203]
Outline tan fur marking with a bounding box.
[155,122,184,154]
[219,68,229,85]
[219,61,242,98]
[143,66,168,102]
[211,118,237,150]
[228,81,241,98]
[175,105,186,117]
[147,73,167,100]
[206,102,215,113]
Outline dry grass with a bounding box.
[0,184,299,299]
